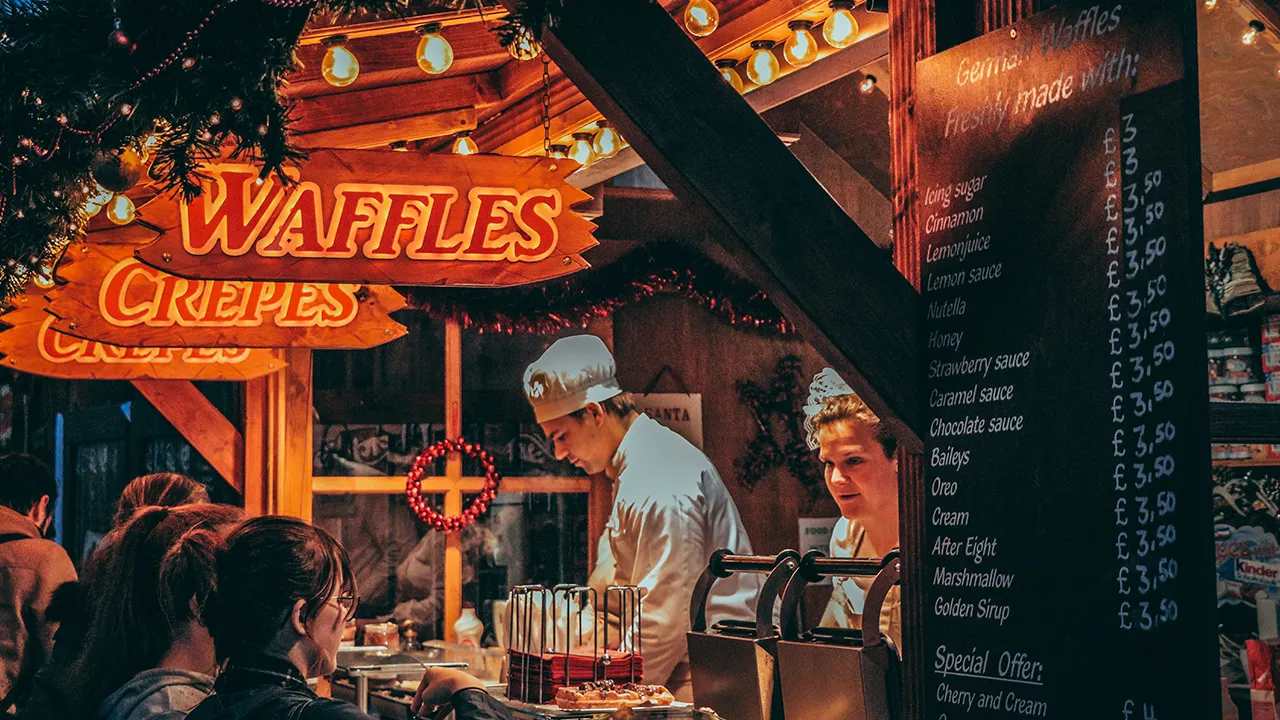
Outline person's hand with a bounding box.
[410,666,486,715]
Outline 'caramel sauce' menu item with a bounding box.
[916,2,1216,716]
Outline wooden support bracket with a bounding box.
[132,380,245,493]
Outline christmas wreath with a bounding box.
[405,437,501,532]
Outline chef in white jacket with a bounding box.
[523,335,760,700]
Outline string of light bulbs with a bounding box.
[321,16,547,88]
[703,0,868,92]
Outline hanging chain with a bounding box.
[540,52,552,157]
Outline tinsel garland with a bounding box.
[0,0,468,301]
[735,355,824,500]
[405,243,795,336]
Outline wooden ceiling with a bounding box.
[1199,0,1280,196]
[284,0,891,165]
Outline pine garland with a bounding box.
[0,0,467,301]
[404,242,796,336]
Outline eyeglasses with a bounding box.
[331,593,359,621]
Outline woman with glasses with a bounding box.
[187,516,511,720]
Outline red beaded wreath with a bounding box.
[404,438,501,532]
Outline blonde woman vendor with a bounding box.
[804,368,902,650]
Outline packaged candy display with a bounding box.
[1216,468,1280,684]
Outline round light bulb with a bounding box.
[746,41,780,86]
[569,133,596,167]
[548,145,569,159]
[508,25,541,61]
[452,133,478,155]
[716,58,744,93]
[684,0,720,37]
[1243,20,1265,46]
[416,23,454,75]
[106,194,136,225]
[824,1,860,49]
[859,74,877,94]
[592,121,622,159]
[784,21,819,67]
[321,37,359,87]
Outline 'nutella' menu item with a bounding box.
[917,2,1215,717]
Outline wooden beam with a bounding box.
[288,21,509,99]
[444,318,462,642]
[790,123,893,248]
[243,376,267,515]
[292,73,499,133]
[299,5,508,44]
[132,380,245,493]
[294,107,477,149]
[568,30,889,188]
[311,475,591,494]
[280,349,314,520]
[1209,157,1280,196]
[484,4,887,158]
[527,0,922,445]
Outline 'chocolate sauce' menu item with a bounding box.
[917,2,1215,717]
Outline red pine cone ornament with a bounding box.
[405,437,501,532]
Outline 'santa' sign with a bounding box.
[125,150,598,287]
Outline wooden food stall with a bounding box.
[2,0,1279,716]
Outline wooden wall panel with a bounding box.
[612,295,839,557]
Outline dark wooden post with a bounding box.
[889,2,1047,718]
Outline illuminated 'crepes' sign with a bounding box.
[46,243,406,349]
[0,309,281,380]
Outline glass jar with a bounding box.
[1212,443,1230,461]
[1208,348,1227,385]
[1223,347,1260,385]
[1210,384,1240,403]
[362,622,400,654]
[1231,444,1254,460]
[1242,383,1268,403]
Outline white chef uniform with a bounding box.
[603,413,761,692]
[523,336,761,696]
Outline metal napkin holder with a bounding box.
[687,549,801,720]
[775,550,901,720]
[506,583,643,705]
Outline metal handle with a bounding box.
[689,549,800,632]
[780,550,901,642]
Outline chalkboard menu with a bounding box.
[917,2,1216,718]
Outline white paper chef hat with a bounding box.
[803,367,856,450]
[523,335,623,423]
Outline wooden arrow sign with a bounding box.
[0,308,282,380]
[127,150,598,287]
[46,243,407,348]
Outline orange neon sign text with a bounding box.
[179,166,562,263]
[37,315,252,365]
[98,259,361,329]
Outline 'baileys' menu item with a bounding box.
[917,2,1215,717]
